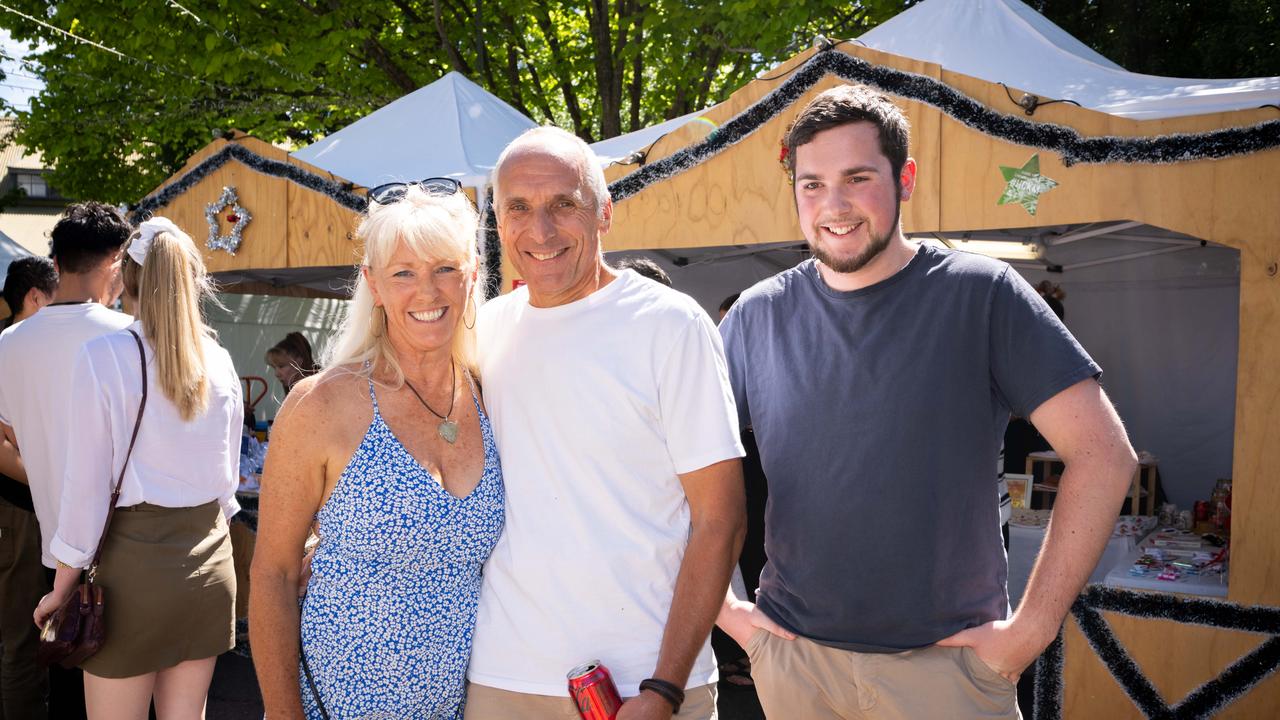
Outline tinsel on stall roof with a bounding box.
[132,46,1280,299]
[607,48,1280,202]
[131,142,368,224]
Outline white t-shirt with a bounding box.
[50,322,242,567]
[0,303,133,567]
[468,270,745,697]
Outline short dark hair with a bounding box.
[49,202,133,274]
[785,84,911,181]
[718,292,741,315]
[2,256,57,315]
[612,256,672,287]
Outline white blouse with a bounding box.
[50,322,242,568]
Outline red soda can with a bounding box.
[1194,501,1209,521]
[567,660,623,720]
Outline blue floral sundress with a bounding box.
[299,377,504,719]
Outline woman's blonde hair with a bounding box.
[325,185,483,384]
[121,224,218,421]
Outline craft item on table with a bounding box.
[1010,507,1051,528]
[1156,568,1182,582]
[1177,510,1193,531]
[1005,473,1030,509]
[1114,515,1158,537]
[1149,531,1204,549]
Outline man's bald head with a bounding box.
[493,127,609,218]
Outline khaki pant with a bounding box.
[747,630,1020,720]
[0,499,50,720]
[464,682,717,720]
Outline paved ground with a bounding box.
[207,653,766,720]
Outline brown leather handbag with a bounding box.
[37,330,148,668]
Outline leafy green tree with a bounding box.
[1034,0,1280,79]
[0,0,897,203]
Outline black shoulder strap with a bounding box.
[86,330,148,581]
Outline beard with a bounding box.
[807,195,901,274]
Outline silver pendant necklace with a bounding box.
[404,362,459,444]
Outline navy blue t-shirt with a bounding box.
[720,246,1100,652]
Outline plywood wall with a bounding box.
[143,135,362,276]
[1062,612,1280,718]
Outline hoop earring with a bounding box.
[463,294,476,330]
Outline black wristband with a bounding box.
[639,678,684,713]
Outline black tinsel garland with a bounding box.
[1033,630,1065,720]
[607,48,1280,203]
[135,46,1280,297]
[482,189,502,299]
[131,142,368,223]
[1036,585,1280,719]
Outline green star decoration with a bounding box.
[997,154,1058,216]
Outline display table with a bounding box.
[1006,517,1144,607]
[1102,533,1229,598]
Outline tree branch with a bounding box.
[533,5,590,139]
[433,0,476,75]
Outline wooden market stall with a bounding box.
[582,42,1280,718]
[133,132,366,299]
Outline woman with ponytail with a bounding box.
[34,217,242,718]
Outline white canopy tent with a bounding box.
[590,111,704,167]
[291,71,538,189]
[857,0,1280,119]
[0,229,34,281]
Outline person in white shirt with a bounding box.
[464,127,747,720]
[0,201,133,720]
[0,202,133,571]
[33,218,242,720]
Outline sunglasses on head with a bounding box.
[368,177,462,205]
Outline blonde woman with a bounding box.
[33,217,242,718]
[250,181,504,720]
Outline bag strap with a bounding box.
[86,330,148,583]
[300,647,331,720]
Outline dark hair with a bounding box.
[49,202,133,274]
[265,332,320,375]
[2,256,58,316]
[785,84,911,181]
[613,256,672,287]
[719,292,741,315]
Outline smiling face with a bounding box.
[794,121,916,275]
[496,146,614,308]
[364,240,470,359]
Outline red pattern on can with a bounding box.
[567,661,623,720]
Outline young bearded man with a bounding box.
[716,85,1136,719]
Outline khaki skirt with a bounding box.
[80,500,235,678]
